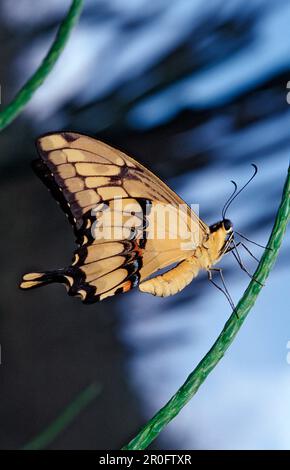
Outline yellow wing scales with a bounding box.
[20,131,210,302]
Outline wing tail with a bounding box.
[19,270,66,290]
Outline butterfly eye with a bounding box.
[223,219,233,232]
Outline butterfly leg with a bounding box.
[208,268,237,315]
[231,240,264,287]
[239,242,260,263]
[227,240,261,264]
[225,242,240,254]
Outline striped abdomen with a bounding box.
[139,258,201,297]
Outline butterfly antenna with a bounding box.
[223,164,258,220]
[222,181,237,220]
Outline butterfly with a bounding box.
[20,131,236,303]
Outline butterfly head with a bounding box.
[208,218,234,263]
[210,218,233,234]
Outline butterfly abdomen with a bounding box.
[20,270,66,290]
[139,258,200,297]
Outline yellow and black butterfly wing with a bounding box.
[35,132,208,231]
[20,132,209,302]
[68,198,150,302]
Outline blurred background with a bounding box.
[0,0,289,450]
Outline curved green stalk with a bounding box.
[0,0,84,131]
[22,382,100,450]
[123,165,290,450]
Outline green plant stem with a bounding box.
[22,382,100,450]
[123,165,290,450]
[0,0,84,131]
